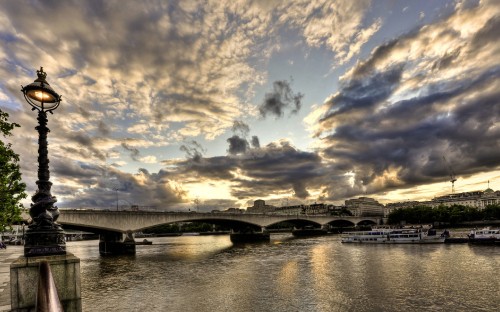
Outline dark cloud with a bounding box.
[319,64,405,129]
[177,140,325,199]
[432,47,461,71]
[259,80,304,118]
[232,141,323,199]
[470,15,500,51]
[64,133,107,161]
[227,135,249,155]
[228,122,260,154]
[351,38,401,78]
[232,120,250,137]
[251,136,260,148]
[56,164,187,209]
[180,140,205,161]
[121,142,140,161]
[97,121,111,136]
[317,42,500,199]
[177,156,237,181]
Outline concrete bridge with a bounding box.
[53,209,382,255]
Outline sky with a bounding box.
[1,0,499,211]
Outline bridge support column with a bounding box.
[99,231,136,256]
[230,227,270,243]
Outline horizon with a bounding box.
[1,0,499,211]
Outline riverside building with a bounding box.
[345,197,384,217]
[429,188,500,209]
[246,199,276,213]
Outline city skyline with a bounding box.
[1,0,499,210]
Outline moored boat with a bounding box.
[292,225,328,237]
[341,227,446,244]
[136,239,153,245]
[467,227,500,244]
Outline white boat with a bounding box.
[341,227,446,244]
[468,227,500,244]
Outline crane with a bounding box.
[442,156,457,193]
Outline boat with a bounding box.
[230,228,270,243]
[135,239,153,245]
[292,226,328,237]
[467,227,500,244]
[341,227,446,244]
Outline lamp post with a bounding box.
[115,188,119,211]
[21,67,66,256]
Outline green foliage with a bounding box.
[483,205,500,220]
[0,109,26,232]
[387,203,500,225]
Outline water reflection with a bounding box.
[65,235,499,312]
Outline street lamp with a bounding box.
[115,188,119,211]
[21,67,65,256]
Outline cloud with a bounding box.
[277,0,379,64]
[55,163,187,208]
[227,135,249,155]
[139,155,158,164]
[121,142,140,161]
[259,80,304,118]
[232,120,250,137]
[251,136,260,148]
[175,139,325,200]
[4,0,500,209]
[179,140,205,161]
[0,0,277,146]
[311,1,500,199]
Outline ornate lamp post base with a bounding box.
[24,227,66,257]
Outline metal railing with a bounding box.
[36,261,63,312]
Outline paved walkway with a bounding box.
[0,245,23,311]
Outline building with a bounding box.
[246,199,276,213]
[480,188,500,208]
[272,204,304,215]
[345,197,384,217]
[222,207,245,213]
[430,188,500,210]
[303,203,329,215]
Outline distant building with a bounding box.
[303,203,329,215]
[328,205,351,216]
[480,188,500,207]
[222,207,244,213]
[273,204,304,215]
[429,188,500,210]
[345,197,384,217]
[246,200,276,213]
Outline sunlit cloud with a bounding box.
[0,0,498,209]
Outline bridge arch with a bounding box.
[134,218,263,233]
[265,219,323,229]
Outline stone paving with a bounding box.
[0,245,23,312]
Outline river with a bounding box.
[4,234,500,311]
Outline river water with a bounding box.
[60,234,500,312]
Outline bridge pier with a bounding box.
[99,231,136,255]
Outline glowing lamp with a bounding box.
[21,67,61,112]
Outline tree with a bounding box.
[0,109,26,232]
